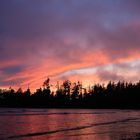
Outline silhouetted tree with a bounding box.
[0,79,140,108]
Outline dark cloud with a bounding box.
[1,65,25,75]
[103,24,140,60]
[0,77,28,87]
[0,0,140,89]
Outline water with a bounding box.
[0,108,140,140]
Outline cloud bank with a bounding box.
[0,0,140,90]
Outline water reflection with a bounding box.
[0,109,139,140]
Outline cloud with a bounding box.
[97,70,124,82]
[0,77,28,87]
[95,61,140,83]
[0,0,140,90]
[1,65,25,75]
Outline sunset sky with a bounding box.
[0,0,140,91]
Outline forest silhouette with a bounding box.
[0,78,140,109]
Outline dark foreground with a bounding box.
[0,108,140,140]
[1,81,140,109]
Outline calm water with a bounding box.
[0,108,140,140]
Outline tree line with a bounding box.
[0,78,140,108]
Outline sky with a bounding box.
[0,0,140,91]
